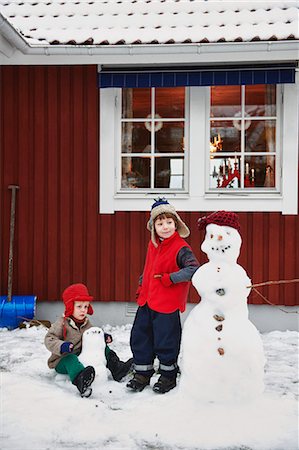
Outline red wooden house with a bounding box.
[0,1,298,330]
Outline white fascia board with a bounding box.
[0,33,15,57]
[1,44,298,66]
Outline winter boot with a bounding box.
[106,349,134,382]
[72,366,95,398]
[152,375,176,394]
[126,373,151,392]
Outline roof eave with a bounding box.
[1,13,298,65]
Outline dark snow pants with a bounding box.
[130,304,181,379]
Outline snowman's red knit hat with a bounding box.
[62,283,94,317]
[198,211,241,233]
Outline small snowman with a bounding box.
[179,211,265,402]
[79,327,108,383]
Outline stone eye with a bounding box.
[210,234,214,238]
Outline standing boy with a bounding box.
[127,198,199,394]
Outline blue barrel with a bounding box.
[0,295,37,329]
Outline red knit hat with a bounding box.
[62,283,94,317]
[198,211,241,233]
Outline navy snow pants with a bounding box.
[130,304,181,379]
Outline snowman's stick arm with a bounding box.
[247,278,299,289]
[250,285,299,315]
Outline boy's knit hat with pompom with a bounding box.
[147,198,190,247]
[62,283,94,317]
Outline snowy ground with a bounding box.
[0,324,298,450]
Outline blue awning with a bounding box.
[98,65,295,88]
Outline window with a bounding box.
[119,87,187,192]
[100,81,298,214]
[209,85,278,191]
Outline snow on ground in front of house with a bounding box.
[0,324,298,450]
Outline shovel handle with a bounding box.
[7,185,19,302]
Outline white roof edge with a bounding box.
[1,13,298,66]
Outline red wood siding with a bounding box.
[0,65,298,306]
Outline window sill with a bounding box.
[205,192,282,199]
[114,192,190,200]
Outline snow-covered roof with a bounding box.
[0,0,298,47]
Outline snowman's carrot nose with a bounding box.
[217,235,223,241]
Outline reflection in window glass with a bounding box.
[156,122,185,153]
[244,156,275,188]
[245,120,276,153]
[155,87,185,118]
[121,122,150,153]
[210,120,241,153]
[210,86,241,118]
[155,157,184,189]
[121,157,150,188]
[245,85,276,117]
[122,88,151,118]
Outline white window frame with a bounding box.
[100,81,298,214]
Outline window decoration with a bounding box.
[120,87,186,191]
[209,85,277,191]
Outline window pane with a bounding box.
[245,120,276,153]
[122,88,151,118]
[155,87,185,118]
[244,156,276,188]
[121,157,150,188]
[211,86,241,118]
[155,157,184,189]
[155,122,185,153]
[245,85,276,117]
[121,122,150,153]
[209,156,240,189]
[210,120,241,152]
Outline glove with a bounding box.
[135,285,142,299]
[104,333,113,344]
[60,341,74,354]
[157,273,172,287]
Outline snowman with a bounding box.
[79,327,109,383]
[179,211,265,402]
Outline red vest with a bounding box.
[137,232,191,313]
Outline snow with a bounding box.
[0,1,297,45]
[0,323,298,450]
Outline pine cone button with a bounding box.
[213,314,225,322]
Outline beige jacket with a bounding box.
[44,316,92,369]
